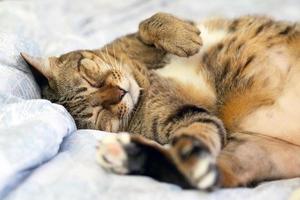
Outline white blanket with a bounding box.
[1,0,300,199]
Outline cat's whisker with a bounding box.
[98,52,108,70]
[120,55,125,69]
[99,51,112,71]
[112,44,119,68]
[123,115,129,130]
[117,62,123,72]
[100,48,110,69]
[123,117,128,131]
[105,46,115,68]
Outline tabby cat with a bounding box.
[21,12,300,190]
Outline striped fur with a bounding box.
[22,13,300,190]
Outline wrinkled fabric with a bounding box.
[0,94,76,199]
[4,130,300,200]
[0,0,300,199]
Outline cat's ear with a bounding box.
[20,52,53,80]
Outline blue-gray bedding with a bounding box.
[1,0,300,199]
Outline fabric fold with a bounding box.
[0,94,76,199]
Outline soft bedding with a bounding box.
[1,0,300,199]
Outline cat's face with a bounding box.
[21,50,141,132]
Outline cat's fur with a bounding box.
[21,13,300,190]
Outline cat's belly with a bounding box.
[156,22,300,145]
[155,22,227,103]
[240,67,300,145]
[155,52,214,97]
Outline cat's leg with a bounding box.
[97,131,300,189]
[102,12,202,70]
[218,132,300,187]
[165,120,226,189]
[96,133,194,188]
[138,12,202,57]
[97,120,226,190]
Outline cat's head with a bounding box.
[21,50,142,132]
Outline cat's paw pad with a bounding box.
[96,133,130,174]
[171,136,219,190]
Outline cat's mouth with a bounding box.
[117,76,141,118]
[92,75,141,132]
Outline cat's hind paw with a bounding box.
[96,133,131,174]
[171,135,220,190]
[96,133,219,190]
[96,133,149,175]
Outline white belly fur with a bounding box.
[240,66,300,145]
[155,22,300,145]
[155,23,227,101]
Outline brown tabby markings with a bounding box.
[21,13,300,190]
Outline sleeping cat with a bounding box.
[21,12,300,190]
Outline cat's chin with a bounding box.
[128,75,141,106]
[120,82,143,131]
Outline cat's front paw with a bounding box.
[139,12,202,57]
[171,135,219,190]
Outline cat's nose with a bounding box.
[89,85,127,107]
[117,87,127,101]
[103,87,127,107]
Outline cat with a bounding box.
[21,12,300,190]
